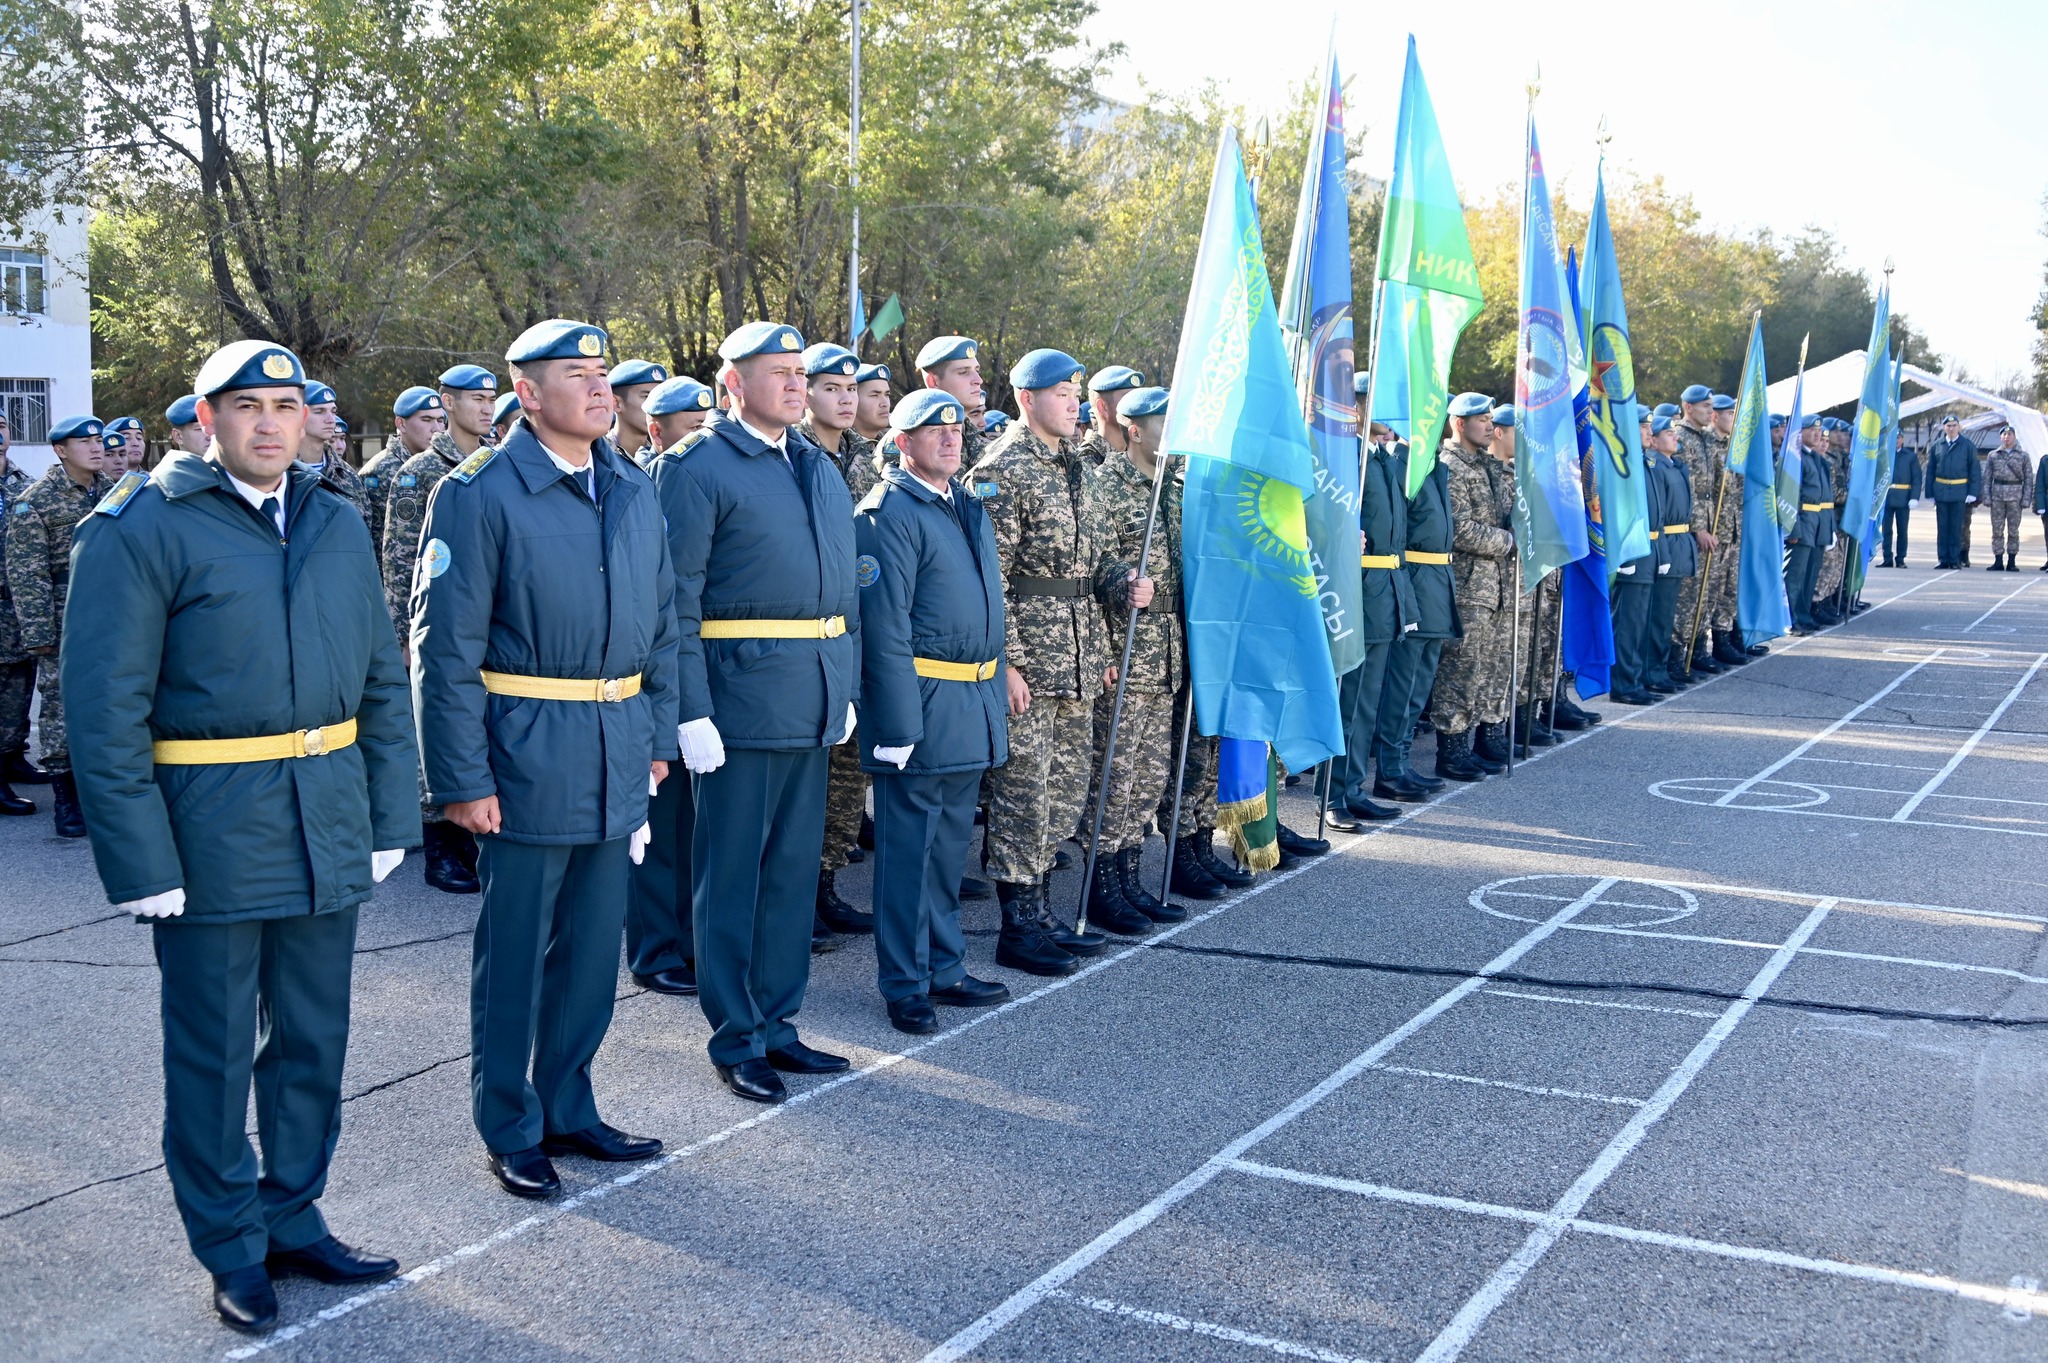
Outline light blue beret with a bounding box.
[1650,414,1673,435]
[1769,413,1786,427]
[610,359,668,389]
[492,392,522,426]
[194,340,305,398]
[106,415,144,435]
[717,322,804,361]
[302,381,337,407]
[393,386,443,418]
[439,364,498,391]
[646,376,714,415]
[1011,348,1084,391]
[1711,393,1736,411]
[856,362,893,386]
[1800,414,1822,430]
[165,394,202,427]
[335,418,349,434]
[1119,386,1169,419]
[1078,401,1093,427]
[915,336,979,371]
[507,319,609,365]
[802,343,860,378]
[1680,383,1712,404]
[1653,402,1679,419]
[1447,392,1493,418]
[890,388,968,431]
[48,415,103,443]
[984,411,1010,432]
[1490,405,1516,429]
[100,428,125,452]
[1088,365,1145,393]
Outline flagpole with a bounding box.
[847,0,863,351]
[1505,72,1538,778]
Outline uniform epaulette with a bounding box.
[448,444,500,484]
[670,428,716,459]
[92,470,150,517]
[856,482,889,514]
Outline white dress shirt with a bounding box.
[224,468,287,537]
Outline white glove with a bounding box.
[120,888,186,918]
[372,849,404,883]
[1657,563,1671,575]
[678,717,725,774]
[834,701,857,745]
[1909,498,1920,508]
[629,823,651,864]
[873,744,914,770]
[1616,563,1636,576]
[1966,495,1979,504]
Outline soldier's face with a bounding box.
[855,380,892,432]
[1712,408,1735,437]
[396,409,446,451]
[171,424,211,455]
[101,443,128,476]
[1683,400,1711,427]
[55,436,104,478]
[1019,381,1080,439]
[928,360,982,407]
[204,387,306,489]
[0,413,10,455]
[899,422,963,484]
[613,384,655,435]
[1487,425,1514,460]
[518,357,618,445]
[2003,432,2017,449]
[729,353,809,429]
[303,402,338,442]
[445,387,496,440]
[808,374,858,432]
[650,409,707,447]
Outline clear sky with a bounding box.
[1085,0,2047,386]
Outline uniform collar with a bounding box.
[499,422,625,495]
[881,464,952,504]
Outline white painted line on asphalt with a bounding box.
[1714,652,1948,807]
[1963,577,2041,632]
[1557,921,2048,988]
[1797,756,1944,771]
[1225,1161,2048,1317]
[1047,1290,1379,1363]
[1892,652,2047,821]
[1483,988,1721,1020]
[1368,1064,1646,1108]
[913,879,1624,1363]
[1487,880,2048,926]
[1414,901,1837,1363]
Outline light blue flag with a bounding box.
[1511,113,1590,591]
[1841,286,1892,590]
[1729,316,1791,643]
[1561,246,1614,697]
[1168,126,1345,776]
[1774,346,1808,534]
[1576,162,1652,571]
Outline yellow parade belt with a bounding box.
[480,670,642,702]
[1361,554,1401,570]
[698,616,847,640]
[1664,523,1691,534]
[153,717,357,765]
[1647,529,1661,540]
[1935,477,1968,485]
[1800,502,1832,512]
[913,657,998,682]
[1890,483,1911,489]
[1404,551,1451,565]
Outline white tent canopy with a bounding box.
[1764,350,2048,456]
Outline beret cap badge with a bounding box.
[577,333,603,357]
[261,353,294,380]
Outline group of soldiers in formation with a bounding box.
[4,312,2040,1336]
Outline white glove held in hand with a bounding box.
[121,888,186,918]
[678,718,725,774]
[873,744,914,770]
[372,849,404,883]
[833,701,858,745]
[1656,563,1671,575]
[629,823,651,864]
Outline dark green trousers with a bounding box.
[626,772,696,976]
[872,768,977,1004]
[1376,635,1443,777]
[1335,639,1394,804]
[1785,542,1822,626]
[692,747,828,1066]
[471,837,629,1153]
[1648,573,1685,675]
[152,908,356,1273]
[1610,578,1652,693]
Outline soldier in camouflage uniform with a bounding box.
[298,381,369,520]
[1812,419,1852,616]
[1664,386,1725,678]
[1083,387,1187,925]
[7,415,111,836]
[1984,426,2031,570]
[0,408,39,813]
[1482,409,1560,755]
[357,386,443,576]
[968,348,1151,969]
[853,362,894,444]
[1075,366,1144,467]
[1433,394,1516,776]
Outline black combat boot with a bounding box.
[423,823,480,893]
[816,869,875,934]
[50,771,86,838]
[1040,872,1108,956]
[1541,698,1587,732]
[1117,846,1186,923]
[1082,855,1152,937]
[2,750,49,784]
[994,881,1077,977]
[1712,631,1749,666]
[1515,705,1558,750]
[1474,722,1510,765]
[1690,644,1724,675]
[1193,828,1256,888]
[449,824,480,875]
[1167,834,1229,899]
[1435,729,1488,782]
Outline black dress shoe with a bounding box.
[1345,796,1402,821]
[1,751,49,784]
[930,975,1011,1007]
[423,823,479,894]
[765,1040,851,1074]
[266,1234,400,1285]
[811,917,842,954]
[888,994,939,1034]
[1275,823,1329,858]
[1373,776,1427,804]
[1402,767,1447,792]
[541,1123,663,1161]
[1320,806,1365,833]
[633,964,698,995]
[488,1147,561,1198]
[0,780,32,816]
[714,1057,787,1103]
[1642,677,1676,695]
[212,1265,278,1333]
[858,811,876,850]
[1609,689,1656,706]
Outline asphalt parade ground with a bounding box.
[7,548,2048,1363]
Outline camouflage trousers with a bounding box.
[1516,577,1561,707]
[1156,687,1216,832]
[1085,690,1174,854]
[822,737,868,871]
[1815,531,1848,602]
[1435,599,1513,734]
[31,652,67,771]
[0,657,32,755]
[1990,499,2023,558]
[984,695,1092,885]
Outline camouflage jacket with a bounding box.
[1094,451,1184,694]
[0,463,32,660]
[1442,442,1516,613]
[1672,421,1720,532]
[5,465,108,650]
[305,454,370,524]
[1076,430,1111,468]
[382,431,477,634]
[966,424,1130,699]
[356,445,409,566]
[1985,447,2032,502]
[800,419,880,503]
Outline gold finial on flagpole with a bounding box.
[1527,64,1541,105]
[1596,114,1610,151]
[1797,332,1811,374]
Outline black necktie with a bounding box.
[260,496,283,539]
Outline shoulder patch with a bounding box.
[449,445,500,484]
[93,470,150,517]
[396,472,417,488]
[422,537,452,579]
[855,554,880,589]
[13,501,33,516]
[972,480,1000,499]
[361,474,380,489]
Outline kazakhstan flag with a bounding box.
[1730,315,1792,644]
[1168,126,1345,776]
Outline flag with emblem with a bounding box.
[1841,285,1892,595]
[1510,110,1589,591]
[1559,245,1615,697]
[1167,125,1345,784]
[1278,44,1365,680]
[1367,36,1483,494]
[1732,316,1793,644]
[1575,162,1652,571]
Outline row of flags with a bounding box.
[1159,33,1901,843]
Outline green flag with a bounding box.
[867,292,904,343]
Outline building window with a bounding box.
[0,379,51,444]
[0,249,48,316]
